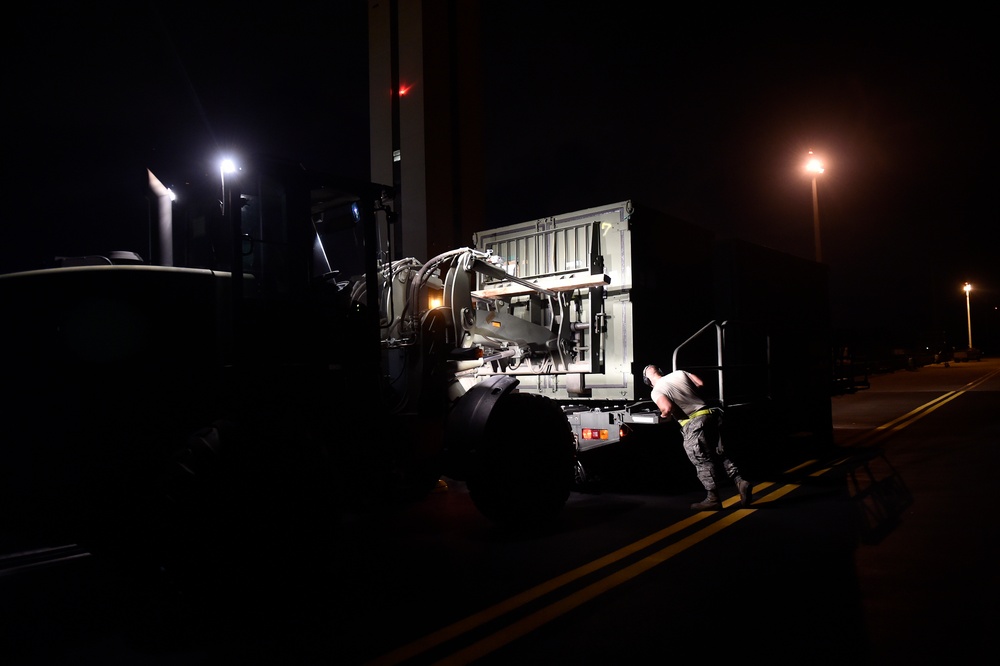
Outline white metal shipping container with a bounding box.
[472,201,639,402]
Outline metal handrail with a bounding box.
[672,319,771,408]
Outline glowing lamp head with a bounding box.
[427,287,443,310]
[806,150,824,174]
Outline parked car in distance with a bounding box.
[952,347,983,362]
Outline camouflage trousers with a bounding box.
[681,412,740,492]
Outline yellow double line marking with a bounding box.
[841,367,1000,448]
[370,367,1000,665]
[367,483,794,666]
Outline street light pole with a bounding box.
[806,152,825,263]
[964,282,973,349]
[220,157,237,216]
[811,175,821,262]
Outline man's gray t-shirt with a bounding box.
[651,370,706,419]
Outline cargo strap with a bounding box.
[678,408,716,427]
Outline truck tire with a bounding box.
[125,421,237,579]
[71,420,244,645]
[466,392,575,527]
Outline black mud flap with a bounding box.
[456,387,576,528]
[441,375,520,480]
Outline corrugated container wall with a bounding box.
[712,239,833,435]
[474,201,713,402]
[473,200,832,438]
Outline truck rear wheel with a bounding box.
[466,392,575,527]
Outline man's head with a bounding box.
[643,364,664,387]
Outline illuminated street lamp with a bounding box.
[964,282,973,349]
[805,152,825,262]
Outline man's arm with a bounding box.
[686,372,704,388]
[653,393,675,419]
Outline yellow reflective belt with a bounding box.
[677,408,715,427]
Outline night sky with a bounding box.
[6,4,997,351]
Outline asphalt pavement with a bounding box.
[3,357,997,665]
[828,356,999,664]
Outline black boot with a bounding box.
[690,490,721,510]
[736,477,753,507]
